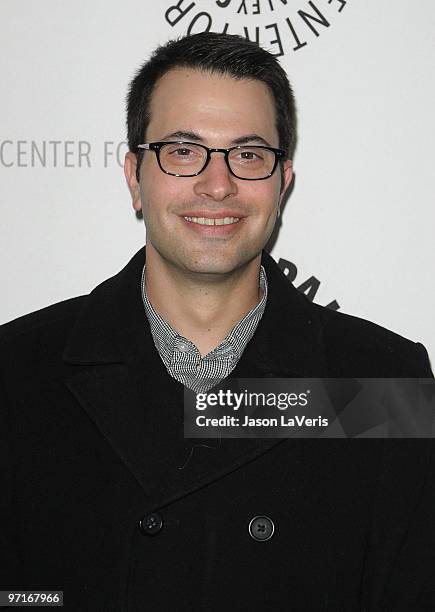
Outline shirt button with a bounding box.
[248,515,275,541]
[177,341,190,352]
[139,512,163,536]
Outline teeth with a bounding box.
[184,216,240,226]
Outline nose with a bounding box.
[193,151,238,201]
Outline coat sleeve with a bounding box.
[362,342,435,609]
[383,442,435,608]
[0,368,20,589]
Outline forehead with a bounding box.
[146,68,278,145]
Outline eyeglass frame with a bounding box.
[137,141,287,180]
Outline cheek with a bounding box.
[249,181,281,214]
[140,176,190,224]
[140,168,171,207]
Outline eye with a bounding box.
[240,150,261,160]
[165,144,201,157]
[174,147,194,156]
[231,147,266,165]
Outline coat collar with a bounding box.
[62,248,328,509]
[232,250,328,378]
[63,247,327,376]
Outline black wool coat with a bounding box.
[1,248,434,611]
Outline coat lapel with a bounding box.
[63,248,328,510]
[232,250,328,378]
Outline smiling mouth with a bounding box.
[183,216,240,226]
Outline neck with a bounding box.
[145,245,263,356]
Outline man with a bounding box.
[1,33,434,611]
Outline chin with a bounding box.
[183,261,236,276]
[181,252,259,277]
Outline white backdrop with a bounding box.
[1,0,434,364]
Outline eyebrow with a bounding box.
[160,130,272,147]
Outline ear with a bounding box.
[277,160,293,217]
[280,159,293,200]
[124,152,142,212]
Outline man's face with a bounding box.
[125,68,292,277]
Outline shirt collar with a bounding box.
[141,264,268,365]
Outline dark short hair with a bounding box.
[127,32,297,181]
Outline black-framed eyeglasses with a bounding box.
[137,141,286,180]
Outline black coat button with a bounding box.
[248,515,275,541]
[139,512,163,536]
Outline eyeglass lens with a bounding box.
[158,143,276,178]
